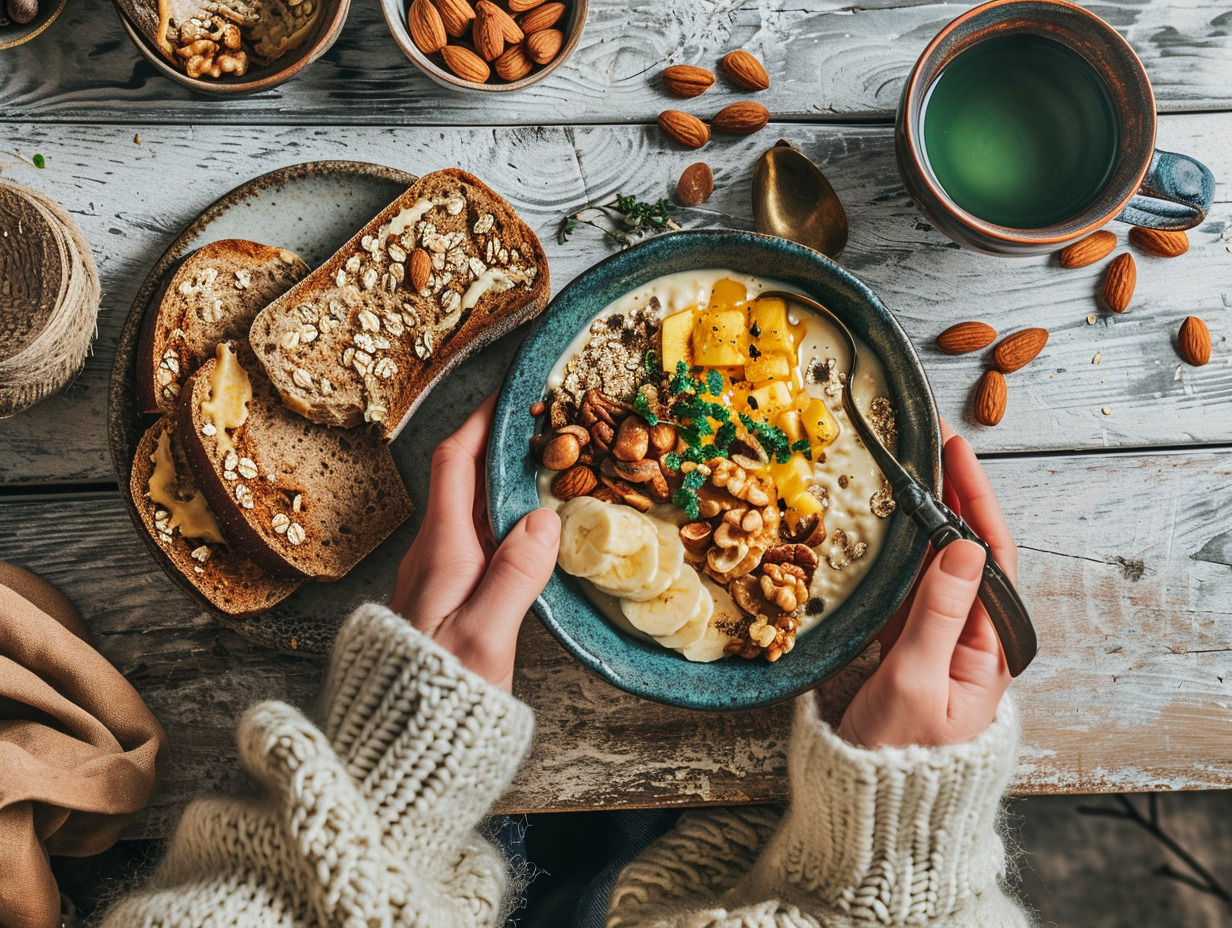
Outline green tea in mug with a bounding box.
[920,33,1119,229]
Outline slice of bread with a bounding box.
[179,340,414,581]
[249,169,550,440]
[130,412,303,616]
[137,240,310,414]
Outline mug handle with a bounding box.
[1117,149,1215,231]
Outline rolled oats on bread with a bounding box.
[249,168,550,440]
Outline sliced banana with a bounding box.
[622,520,686,603]
[557,497,654,579]
[682,612,738,663]
[589,534,660,598]
[624,566,704,640]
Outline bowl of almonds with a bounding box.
[383,0,587,91]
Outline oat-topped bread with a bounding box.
[250,168,550,440]
[137,240,310,414]
[131,411,303,616]
[180,340,413,581]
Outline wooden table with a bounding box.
[2,0,1230,839]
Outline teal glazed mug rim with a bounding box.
[896,0,1216,256]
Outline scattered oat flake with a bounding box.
[134,133,142,144]
[1086,315,1097,325]
[1101,407,1111,416]
[1175,366,1184,381]
[1092,352,1102,364]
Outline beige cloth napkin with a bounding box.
[0,563,167,928]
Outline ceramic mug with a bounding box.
[895,0,1215,256]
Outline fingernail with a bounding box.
[525,507,561,546]
[940,540,984,582]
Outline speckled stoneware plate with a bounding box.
[489,231,942,711]
[109,161,420,653]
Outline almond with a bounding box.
[552,465,598,500]
[434,0,475,37]
[1057,230,1116,268]
[974,370,1007,426]
[993,328,1048,374]
[662,64,715,97]
[711,101,769,135]
[441,43,490,82]
[525,28,563,64]
[472,6,505,60]
[676,162,714,206]
[1178,315,1211,366]
[517,1,563,32]
[1129,227,1189,258]
[409,248,431,292]
[507,0,544,11]
[494,42,533,80]
[408,0,447,53]
[936,321,997,355]
[721,50,769,91]
[1103,252,1136,313]
[477,0,523,43]
[658,110,710,149]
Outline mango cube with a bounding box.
[788,489,825,520]
[708,278,748,309]
[749,298,793,354]
[660,308,695,370]
[693,308,747,368]
[747,380,792,416]
[775,408,806,444]
[792,392,840,450]
[743,352,791,384]
[769,455,812,500]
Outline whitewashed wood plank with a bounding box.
[0,116,1228,485]
[0,0,1228,123]
[1,448,1230,836]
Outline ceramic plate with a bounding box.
[109,161,420,653]
[488,231,942,711]
[0,0,68,50]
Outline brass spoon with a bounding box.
[753,141,849,260]
[760,289,1038,677]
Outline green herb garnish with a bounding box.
[557,193,683,248]
[791,438,813,460]
[664,452,682,472]
[705,369,724,396]
[670,360,702,396]
[633,390,659,426]
[643,348,660,377]
[31,154,45,169]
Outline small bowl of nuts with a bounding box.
[0,0,69,50]
[110,0,351,94]
[382,0,587,91]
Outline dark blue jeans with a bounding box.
[494,809,682,928]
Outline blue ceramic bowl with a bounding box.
[488,231,941,711]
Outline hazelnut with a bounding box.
[530,401,546,416]
[648,422,678,455]
[613,416,650,462]
[679,521,714,556]
[541,433,580,470]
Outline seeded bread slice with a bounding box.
[137,239,310,414]
[250,168,550,440]
[180,341,414,581]
[131,412,303,616]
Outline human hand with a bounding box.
[837,423,1015,748]
[389,394,560,692]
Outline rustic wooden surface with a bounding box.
[0,0,1229,122]
[1,0,1231,838]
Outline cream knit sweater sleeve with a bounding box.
[607,694,1028,928]
[99,603,534,928]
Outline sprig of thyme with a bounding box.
[557,193,682,248]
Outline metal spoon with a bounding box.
[760,289,1038,677]
[753,141,849,260]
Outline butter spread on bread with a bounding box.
[250,168,550,440]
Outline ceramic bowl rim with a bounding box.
[487,230,941,711]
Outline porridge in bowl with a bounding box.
[534,270,897,663]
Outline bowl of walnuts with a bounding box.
[382,0,587,91]
[0,0,68,50]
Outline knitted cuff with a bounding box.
[758,694,1020,924]
[319,604,535,857]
